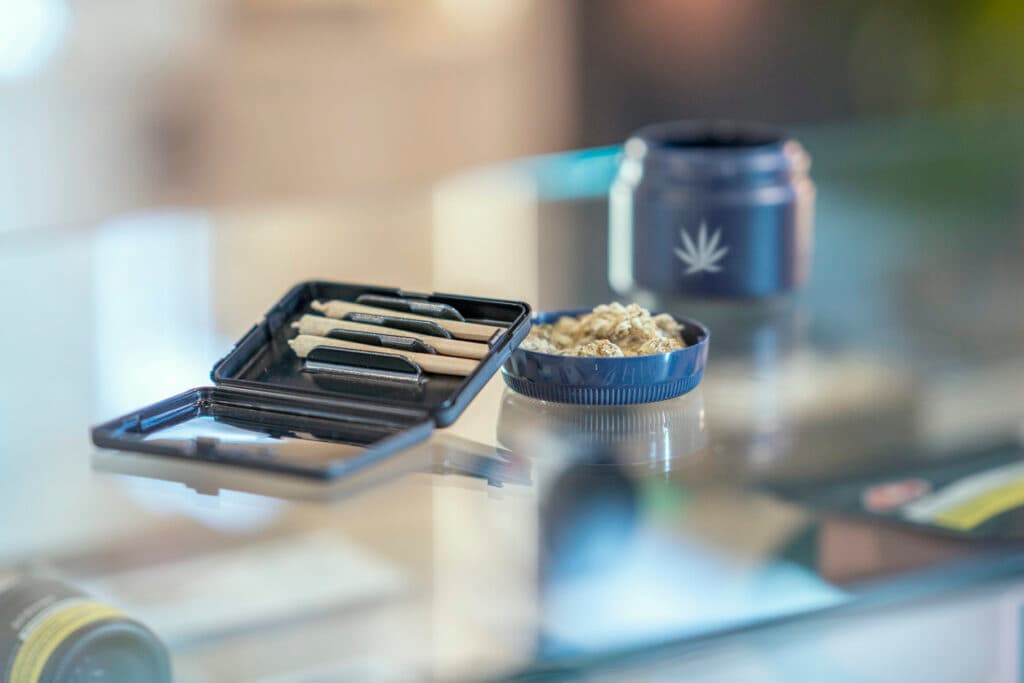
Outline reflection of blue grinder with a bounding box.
[609,120,815,299]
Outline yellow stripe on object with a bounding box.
[10,601,122,683]
[931,479,1024,531]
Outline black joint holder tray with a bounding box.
[91,280,531,479]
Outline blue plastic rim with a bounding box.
[501,309,709,405]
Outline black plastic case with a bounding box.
[91,281,531,479]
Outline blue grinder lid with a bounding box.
[502,309,709,406]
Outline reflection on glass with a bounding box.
[142,415,368,467]
[113,469,285,534]
[530,436,845,657]
[496,387,706,469]
[706,349,918,483]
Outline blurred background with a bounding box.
[3,0,1023,235]
[2,0,1023,431]
[1,5,1024,680]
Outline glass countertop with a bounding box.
[1,111,1024,682]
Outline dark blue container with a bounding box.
[609,120,815,299]
[501,309,709,405]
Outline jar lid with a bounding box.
[620,120,810,186]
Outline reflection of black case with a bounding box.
[764,441,1024,541]
[91,281,531,479]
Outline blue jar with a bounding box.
[609,120,815,299]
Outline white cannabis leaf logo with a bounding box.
[675,222,729,275]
